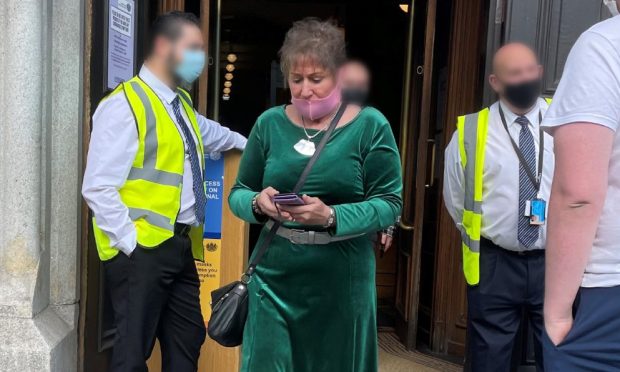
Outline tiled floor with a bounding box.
[378,332,462,372]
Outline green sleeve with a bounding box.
[333,122,403,236]
[228,122,265,224]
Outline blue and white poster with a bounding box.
[203,155,225,239]
[107,0,136,89]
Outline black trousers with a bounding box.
[104,233,206,372]
[466,238,545,372]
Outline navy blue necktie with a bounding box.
[172,96,206,224]
[516,116,539,248]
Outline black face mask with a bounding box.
[502,79,542,110]
[342,88,369,106]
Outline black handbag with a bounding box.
[207,103,348,347]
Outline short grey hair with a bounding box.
[279,18,346,79]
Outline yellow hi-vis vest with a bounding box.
[92,76,205,262]
[457,98,552,285]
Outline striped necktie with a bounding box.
[516,115,539,248]
[172,96,206,225]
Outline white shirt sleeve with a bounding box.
[542,31,620,132]
[443,131,465,232]
[82,94,138,256]
[197,113,248,153]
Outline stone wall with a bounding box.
[0,0,83,370]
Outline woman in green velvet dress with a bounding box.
[228,18,402,372]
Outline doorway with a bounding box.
[210,0,410,346]
[80,0,490,369]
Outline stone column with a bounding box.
[0,0,82,370]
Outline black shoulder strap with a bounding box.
[243,104,348,278]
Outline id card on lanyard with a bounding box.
[498,105,546,226]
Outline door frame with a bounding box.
[395,0,438,350]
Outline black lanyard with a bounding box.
[498,105,544,192]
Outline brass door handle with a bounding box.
[425,139,437,188]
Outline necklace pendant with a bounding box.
[294,138,316,156]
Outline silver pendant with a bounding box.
[294,139,316,156]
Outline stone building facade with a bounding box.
[0,0,82,370]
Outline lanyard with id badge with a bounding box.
[498,106,546,226]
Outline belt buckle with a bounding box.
[289,229,307,244]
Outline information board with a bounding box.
[107,0,136,89]
[196,155,225,319]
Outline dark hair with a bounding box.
[148,11,201,54]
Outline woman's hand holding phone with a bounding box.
[257,187,293,221]
[277,195,331,225]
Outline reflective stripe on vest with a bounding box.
[92,76,205,261]
[457,109,488,285]
[457,97,552,285]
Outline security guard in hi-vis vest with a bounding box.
[443,43,554,371]
[82,11,246,371]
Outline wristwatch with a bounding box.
[252,194,264,216]
[324,207,336,228]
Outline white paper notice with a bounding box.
[107,0,135,89]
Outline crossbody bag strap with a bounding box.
[243,104,348,279]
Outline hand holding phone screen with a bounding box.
[272,193,306,205]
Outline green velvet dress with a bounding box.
[228,106,402,372]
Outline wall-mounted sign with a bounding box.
[107,0,136,89]
[196,154,225,320]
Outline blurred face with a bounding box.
[153,23,204,83]
[490,46,541,93]
[489,43,543,110]
[288,57,337,100]
[341,62,370,92]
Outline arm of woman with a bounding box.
[332,122,403,236]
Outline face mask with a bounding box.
[502,79,541,110]
[291,86,342,121]
[604,0,620,16]
[342,88,369,106]
[174,50,206,84]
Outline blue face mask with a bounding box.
[175,50,206,84]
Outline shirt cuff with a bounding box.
[113,228,137,257]
[237,134,248,150]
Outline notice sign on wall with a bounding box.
[196,155,225,320]
[107,0,136,89]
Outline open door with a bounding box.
[80,1,156,370]
[393,0,438,350]
[430,0,487,359]
[81,1,251,371]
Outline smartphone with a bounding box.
[272,193,306,205]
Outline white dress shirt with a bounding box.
[443,98,554,251]
[82,65,247,256]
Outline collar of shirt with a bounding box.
[139,65,178,105]
[499,99,541,130]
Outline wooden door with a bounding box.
[394,0,438,350]
[430,0,488,359]
[80,0,220,370]
[80,1,153,370]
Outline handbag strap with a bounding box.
[243,103,348,279]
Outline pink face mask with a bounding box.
[291,85,342,121]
